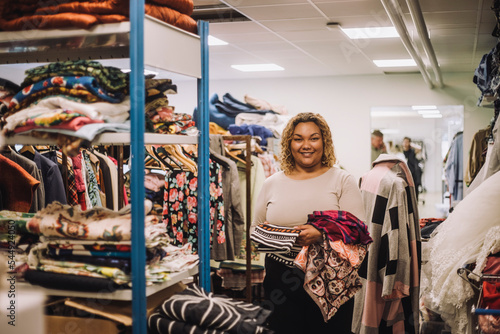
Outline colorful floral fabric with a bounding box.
[162,159,225,253]
[6,86,106,115]
[82,150,102,208]
[10,76,126,111]
[22,60,128,93]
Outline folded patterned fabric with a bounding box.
[26,201,159,241]
[306,210,372,245]
[24,269,124,292]
[294,239,368,322]
[45,253,131,273]
[10,76,126,111]
[149,285,273,334]
[3,95,130,133]
[21,60,128,93]
[250,223,301,253]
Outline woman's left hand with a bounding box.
[294,225,322,246]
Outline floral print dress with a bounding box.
[162,159,225,253]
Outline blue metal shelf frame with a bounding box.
[130,0,146,333]
[129,1,210,331]
[197,20,210,292]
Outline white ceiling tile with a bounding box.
[193,0,495,80]
[235,4,324,21]
[208,21,269,35]
[316,1,388,19]
[260,18,329,32]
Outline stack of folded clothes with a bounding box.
[0,211,39,277]
[23,202,187,292]
[0,0,197,34]
[193,93,277,130]
[1,60,130,155]
[0,78,20,117]
[145,77,197,135]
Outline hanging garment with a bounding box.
[21,150,67,206]
[2,150,45,212]
[465,125,492,186]
[0,155,40,212]
[444,132,464,203]
[421,171,500,334]
[163,159,225,253]
[352,154,421,334]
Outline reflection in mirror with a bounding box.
[370,105,464,219]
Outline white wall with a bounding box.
[172,72,494,181]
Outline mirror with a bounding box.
[370,105,464,219]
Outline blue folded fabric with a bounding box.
[193,93,236,129]
[227,124,274,146]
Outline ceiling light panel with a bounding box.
[373,59,417,67]
[340,26,399,39]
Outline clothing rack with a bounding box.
[222,134,252,302]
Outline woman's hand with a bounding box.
[294,225,322,246]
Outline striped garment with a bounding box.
[352,154,421,334]
[148,285,272,334]
[250,223,301,253]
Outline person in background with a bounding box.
[371,129,387,162]
[402,136,422,199]
[252,112,367,333]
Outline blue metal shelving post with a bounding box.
[197,20,210,292]
[129,0,147,333]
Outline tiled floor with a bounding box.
[417,191,450,219]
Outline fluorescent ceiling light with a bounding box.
[373,59,417,67]
[231,64,284,72]
[417,109,441,115]
[411,105,437,110]
[422,113,443,118]
[340,26,399,39]
[208,35,228,46]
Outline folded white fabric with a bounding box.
[250,223,301,253]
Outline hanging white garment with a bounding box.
[422,170,500,333]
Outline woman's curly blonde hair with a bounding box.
[279,112,337,174]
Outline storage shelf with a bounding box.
[18,265,198,301]
[0,132,198,146]
[0,15,201,78]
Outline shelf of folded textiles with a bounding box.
[18,265,199,301]
[0,15,201,79]
[0,132,198,146]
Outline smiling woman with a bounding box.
[250,112,369,334]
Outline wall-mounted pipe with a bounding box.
[380,0,434,89]
[405,0,444,87]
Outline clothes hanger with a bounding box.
[162,145,197,173]
[151,145,177,171]
[224,146,247,165]
[154,145,184,171]
[145,145,167,171]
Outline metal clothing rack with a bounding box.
[222,135,253,302]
